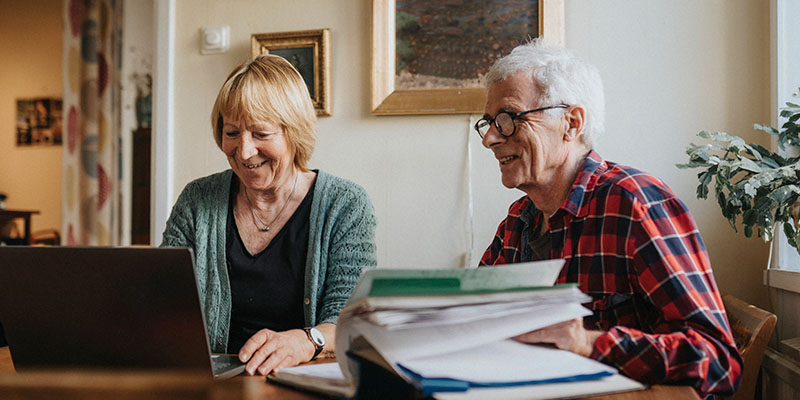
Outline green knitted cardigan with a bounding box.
[161,169,377,353]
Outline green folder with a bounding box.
[356,259,568,298]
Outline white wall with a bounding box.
[565,1,771,308]
[168,0,771,308]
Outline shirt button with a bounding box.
[304,298,311,305]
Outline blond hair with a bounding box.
[210,55,317,170]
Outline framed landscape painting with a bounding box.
[371,0,564,115]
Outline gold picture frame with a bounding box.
[371,0,564,115]
[252,29,331,116]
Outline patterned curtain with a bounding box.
[62,0,123,245]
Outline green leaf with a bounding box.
[697,184,708,199]
[768,186,798,204]
[754,123,779,135]
[680,94,800,252]
[742,208,757,226]
[739,157,763,173]
[758,155,781,169]
[676,161,712,169]
[744,182,756,197]
[784,222,795,241]
[743,144,763,161]
[695,171,712,199]
[699,171,712,185]
[699,131,746,148]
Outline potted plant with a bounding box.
[678,90,800,253]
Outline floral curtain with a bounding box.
[62,0,123,245]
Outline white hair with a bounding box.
[484,39,605,149]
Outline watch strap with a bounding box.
[304,327,324,360]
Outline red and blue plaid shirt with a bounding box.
[480,151,742,398]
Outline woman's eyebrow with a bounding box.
[248,124,278,131]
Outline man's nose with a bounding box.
[481,124,504,149]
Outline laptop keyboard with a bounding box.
[211,355,246,377]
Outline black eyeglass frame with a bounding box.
[474,104,570,139]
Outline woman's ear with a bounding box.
[563,105,585,142]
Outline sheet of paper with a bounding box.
[348,302,591,371]
[355,285,587,312]
[367,294,590,329]
[397,339,615,384]
[433,373,646,400]
[275,362,346,380]
[268,362,355,398]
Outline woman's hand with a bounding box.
[512,318,604,357]
[238,328,314,376]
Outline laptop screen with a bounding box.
[0,247,215,372]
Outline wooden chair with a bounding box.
[722,294,777,400]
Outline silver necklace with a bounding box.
[243,173,298,232]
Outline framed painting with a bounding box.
[371,0,564,115]
[251,29,331,116]
[16,98,63,146]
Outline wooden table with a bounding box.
[0,347,698,399]
[0,209,40,245]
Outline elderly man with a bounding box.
[478,39,742,398]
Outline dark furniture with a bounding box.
[0,210,40,245]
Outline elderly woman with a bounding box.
[161,55,377,376]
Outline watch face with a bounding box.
[309,328,325,346]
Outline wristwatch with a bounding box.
[303,327,325,360]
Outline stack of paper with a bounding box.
[270,260,645,399]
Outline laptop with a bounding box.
[0,246,245,379]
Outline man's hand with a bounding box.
[238,328,314,376]
[513,318,603,357]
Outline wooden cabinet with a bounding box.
[131,128,151,245]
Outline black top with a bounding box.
[225,176,316,353]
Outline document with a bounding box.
[270,363,355,398]
[269,261,646,399]
[397,340,615,385]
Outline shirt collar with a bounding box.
[558,150,606,218]
[518,196,537,228]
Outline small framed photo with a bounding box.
[251,29,331,116]
[16,98,63,146]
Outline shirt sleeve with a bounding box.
[479,217,509,266]
[589,197,742,397]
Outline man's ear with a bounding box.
[563,105,585,142]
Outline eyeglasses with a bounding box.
[474,104,569,139]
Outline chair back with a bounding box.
[722,294,777,400]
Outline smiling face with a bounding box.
[482,72,570,192]
[221,116,295,193]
